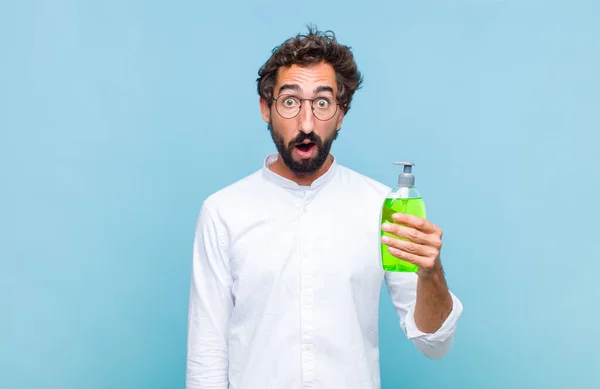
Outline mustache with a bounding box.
[289,132,322,148]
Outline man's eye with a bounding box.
[316,99,329,108]
[283,98,296,107]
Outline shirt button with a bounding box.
[303,207,308,214]
[303,345,312,352]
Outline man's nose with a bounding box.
[297,100,316,134]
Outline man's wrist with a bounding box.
[417,263,445,281]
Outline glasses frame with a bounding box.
[272,94,341,121]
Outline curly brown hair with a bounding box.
[256,25,363,115]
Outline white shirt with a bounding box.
[186,154,463,389]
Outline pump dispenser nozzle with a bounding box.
[393,162,415,187]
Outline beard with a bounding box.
[268,121,338,175]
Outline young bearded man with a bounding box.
[186,26,463,389]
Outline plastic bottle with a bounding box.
[380,162,427,272]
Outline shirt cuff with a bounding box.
[404,291,463,342]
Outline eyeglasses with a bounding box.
[272,94,340,121]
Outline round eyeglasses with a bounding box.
[272,95,340,121]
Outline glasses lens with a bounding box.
[312,97,337,121]
[276,95,301,119]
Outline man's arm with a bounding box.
[382,213,463,359]
[385,270,463,359]
[186,202,233,389]
[414,266,453,334]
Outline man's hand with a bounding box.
[381,213,443,278]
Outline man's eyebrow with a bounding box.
[314,85,334,95]
[277,84,335,96]
[278,84,301,95]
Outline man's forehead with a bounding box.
[275,63,337,94]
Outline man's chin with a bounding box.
[290,165,319,176]
[286,158,321,175]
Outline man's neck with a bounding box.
[269,154,333,187]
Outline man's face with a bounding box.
[260,61,345,175]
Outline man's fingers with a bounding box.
[384,224,442,249]
[386,246,436,269]
[381,235,438,259]
[391,213,440,235]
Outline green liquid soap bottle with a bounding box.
[381,162,427,272]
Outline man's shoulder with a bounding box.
[202,168,264,211]
[336,163,392,196]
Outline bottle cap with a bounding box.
[393,162,415,187]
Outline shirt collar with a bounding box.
[261,153,338,191]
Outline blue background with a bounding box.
[2,0,599,388]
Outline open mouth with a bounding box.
[295,142,315,152]
[294,142,317,158]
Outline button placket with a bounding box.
[299,191,314,386]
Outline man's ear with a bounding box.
[260,97,271,123]
[335,108,345,131]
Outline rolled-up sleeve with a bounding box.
[186,202,233,389]
[384,271,463,360]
